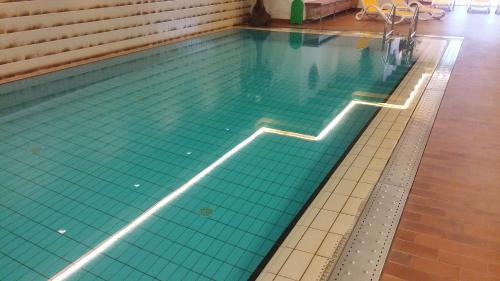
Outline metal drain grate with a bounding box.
[327,38,463,281]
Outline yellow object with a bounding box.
[392,0,446,19]
[355,0,414,23]
[356,37,371,49]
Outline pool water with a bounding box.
[0,29,415,280]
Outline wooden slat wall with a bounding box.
[0,0,251,79]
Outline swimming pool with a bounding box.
[0,29,416,280]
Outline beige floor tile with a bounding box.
[333,179,357,195]
[274,275,296,281]
[300,256,329,281]
[359,145,378,158]
[311,190,331,208]
[356,135,369,145]
[351,182,374,199]
[392,118,407,127]
[342,154,356,165]
[377,108,389,117]
[297,207,320,227]
[399,109,412,117]
[396,115,409,124]
[296,228,327,253]
[359,169,382,184]
[256,272,276,281]
[317,232,342,258]
[371,128,388,138]
[350,143,363,154]
[265,247,293,274]
[391,122,407,131]
[370,114,384,125]
[323,176,340,192]
[359,122,380,135]
[278,250,314,280]
[380,138,398,149]
[363,126,375,135]
[367,158,387,171]
[366,136,384,147]
[386,129,402,140]
[374,147,393,160]
[282,225,307,248]
[310,209,338,232]
[323,194,348,212]
[342,166,365,182]
[330,214,356,235]
[341,197,364,215]
[351,155,371,168]
[383,112,398,122]
[377,121,393,130]
[331,165,348,178]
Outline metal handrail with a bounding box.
[383,4,418,50]
[408,5,419,43]
[382,5,397,48]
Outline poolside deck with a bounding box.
[271,7,500,281]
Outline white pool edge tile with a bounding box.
[256,36,448,281]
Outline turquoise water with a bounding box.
[0,29,414,280]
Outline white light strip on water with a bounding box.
[50,73,430,281]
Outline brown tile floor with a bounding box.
[271,6,500,281]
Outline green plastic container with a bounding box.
[291,0,304,25]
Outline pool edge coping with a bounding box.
[245,27,463,281]
[325,37,463,281]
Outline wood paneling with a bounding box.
[0,0,251,79]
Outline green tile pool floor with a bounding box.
[0,29,415,280]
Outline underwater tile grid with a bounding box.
[0,29,433,281]
[256,36,448,281]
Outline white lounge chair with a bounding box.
[393,0,446,19]
[467,0,491,12]
[432,0,455,11]
[356,0,414,24]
